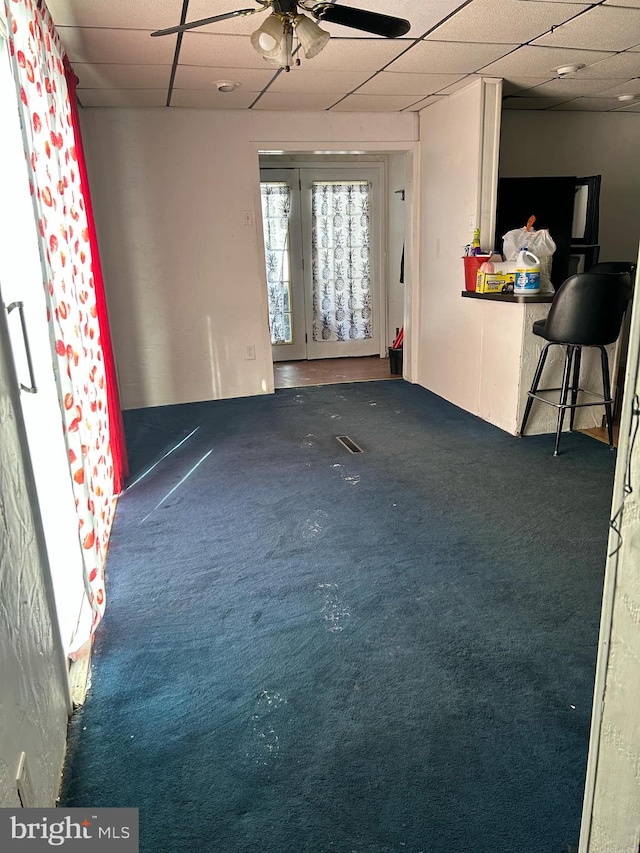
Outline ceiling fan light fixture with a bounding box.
[262,27,295,68]
[294,13,330,59]
[251,13,286,58]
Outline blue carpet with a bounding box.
[60,381,615,853]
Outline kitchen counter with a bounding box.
[461,290,555,304]
[459,288,608,435]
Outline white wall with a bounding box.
[0,300,70,807]
[416,79,508,420]
[500,111,640,263]
[80,108,417,410]
[416,80,482,408]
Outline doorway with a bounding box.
[259,164,385,367]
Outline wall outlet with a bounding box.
[468,215,475,233]
[16,752,35,807]
[245,345,256,360]
[243,210,254,227]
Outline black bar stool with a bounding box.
[519,271,632,456]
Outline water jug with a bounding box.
[514,249,541,294]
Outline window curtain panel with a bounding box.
[4,0,120,633]
[261,182,292,345]
[64,58,128,494]
[311,181,372,343]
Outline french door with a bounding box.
[260,166,383,362]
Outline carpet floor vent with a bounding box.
[336,435,363,453]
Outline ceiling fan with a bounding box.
[151,0,411,72]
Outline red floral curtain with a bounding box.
[3,0,124,633]
[64,57,128,495]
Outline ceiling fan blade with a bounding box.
[312,4,410,38]
[151,8,260,37]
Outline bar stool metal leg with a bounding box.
[569,346,582,432]
[599,345,614,448]
[520,343,551,436]
[554,345,575,457]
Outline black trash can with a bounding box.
[389,347,403,376]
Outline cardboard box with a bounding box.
[476,272,515,294]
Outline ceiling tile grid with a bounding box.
[45,0,640,112]
[516,76,633,96]
[74,63,174,90]
[356,71,466,97]
[385,40,519,74]
[266,68,375,94]
[550,95,634,108]
[330,93,426,111]
[424,0,587,44]
[173,65,276,91]
[532,4,640,51]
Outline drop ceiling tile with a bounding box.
[604,0,640,6]
[330,93,427,111]
[268,69,373,95]
[295,0,481,40]
[573,51,640,77]
[186,0,465,40]
[77,89,169,107]
[617,99,640,110]
[179,33,277,70]
[596,77,640,95]
[503,96,573,108]
[356,71,465,96]
[522,76,630,95]
[173,65,275,91]
[406,95,446,110]
[253,92,342,110]
[502,76,556,95]
[386,40,518,74]
[479,45,614,76]
[436,74,483,94]
[57,27,176,64]
[286,38,412,72]
[181,1,275,36]
[74,63,173,89]
[533,5,640,51]
[425,0,586,44]
[171,89,259,109]
[46,0,179,30]
[550,96,626,108]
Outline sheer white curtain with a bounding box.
[260,182,292,345]
[311,181,372,343]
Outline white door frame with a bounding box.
[257,154,396,363]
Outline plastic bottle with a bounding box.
[514,249,541,294]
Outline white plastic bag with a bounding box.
[502,227,557,293]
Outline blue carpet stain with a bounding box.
[60,382,615,852]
